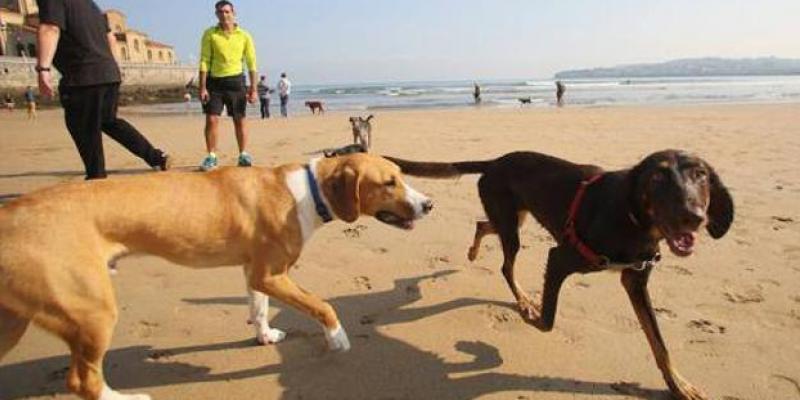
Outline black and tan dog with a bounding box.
[386,150,733,400]
[0,153,433,400]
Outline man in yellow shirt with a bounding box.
[198,0,258,171]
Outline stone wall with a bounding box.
[0,56,196,90]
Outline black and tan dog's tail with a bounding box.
[384,156,490,178]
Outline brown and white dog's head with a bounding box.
[317,153,433,229]
[629,149,734,257]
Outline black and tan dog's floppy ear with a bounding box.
[705,162,734,239]
[325,164,360,223]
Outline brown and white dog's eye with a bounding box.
[384,177,397,187]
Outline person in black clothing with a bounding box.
[36,0,170,180]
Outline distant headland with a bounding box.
[554,57,800,79]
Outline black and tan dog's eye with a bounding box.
[691,168,708,181]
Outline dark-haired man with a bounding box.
[198,0,258,171]
[36,0,171,180]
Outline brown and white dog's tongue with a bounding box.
[666,232,696,257]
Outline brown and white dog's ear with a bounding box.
[704,162,734,239]
[365,114,374,122]
[324,164,360,223]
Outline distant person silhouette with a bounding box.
[473,82,481,104]
[555,80,566,107]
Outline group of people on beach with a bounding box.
[3,86,37,119]
[32,0,568,181]
[33,0,277,178]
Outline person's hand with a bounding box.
[247,86,257,104]
[38,71,54,98]
[200,88,209,104]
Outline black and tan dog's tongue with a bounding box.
[667,232,696,256]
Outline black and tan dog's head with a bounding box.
[319,153,433,229]
[628,149,734,257]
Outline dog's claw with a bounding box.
[467,246,479,261]
[517,297,541,322]
[669,373,708,400]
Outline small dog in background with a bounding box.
[305,100,325,114]
[518,97,532,105]
[349,114,374,151]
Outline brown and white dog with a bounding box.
[305,100,325,114]
[0,153,432,400]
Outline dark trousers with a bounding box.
[280,94,289,117]
[259,97,270,118]
[60,83,163,180]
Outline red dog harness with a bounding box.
[563,174,607,266]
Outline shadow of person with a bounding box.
[0,271,668,399]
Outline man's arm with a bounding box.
[36,23,60,98]
[198,29,212,103]
[244,33,257,103]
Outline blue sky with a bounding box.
[96,0,800,84]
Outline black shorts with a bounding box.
[202,75,247,118]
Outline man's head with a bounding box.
[281,72,287,78]
[260,75,266,81]
[215,1,235,26]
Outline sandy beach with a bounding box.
[1,103,799,399]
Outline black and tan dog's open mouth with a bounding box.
[376,211,415,230]
[664,230,696,257]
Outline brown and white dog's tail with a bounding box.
[384,156,490,178]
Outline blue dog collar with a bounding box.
[305,165,333,223]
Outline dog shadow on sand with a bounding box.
[0,271,669,399]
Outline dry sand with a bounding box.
[0,103,799,399]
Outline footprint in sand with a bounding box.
[655,307,677,319]
[342,224,368,238]
[664,264,693,276]
[792,295,800,304]
[427,255,451,269]
[688,319,726,334]
[723,287,765,304]
[353,276,372,290]
[135,320,160,338]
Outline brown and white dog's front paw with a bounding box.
[100,385,151,400]
[256,328,286,345]
[325,324,351,352]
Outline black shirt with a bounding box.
[37,0,121,87]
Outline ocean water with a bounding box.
[128,75,800,116]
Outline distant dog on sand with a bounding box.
[518,97,532,105]
[305,100,325,114]
[349,115,374,151]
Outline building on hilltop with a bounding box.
[0,2,176,65]
[0,0,39,58]
[106,9,176,65]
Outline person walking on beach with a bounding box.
[257,75,271,119]
[277,72,291,118]
[198,0,258,171]
[24,86,37,120]
[555,80,566,107]
[473,82,481,104]
[35,0,171,180]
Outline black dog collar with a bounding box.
[305,165,333,223]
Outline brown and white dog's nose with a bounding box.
[421,199,434,215]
